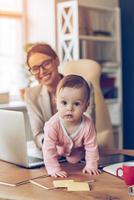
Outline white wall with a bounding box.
[27,0,56,50]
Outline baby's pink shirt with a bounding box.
[42,113,99,175]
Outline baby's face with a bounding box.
[56,86,89,124]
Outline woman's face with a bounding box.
[28,53,59,86]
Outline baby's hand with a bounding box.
[51,170,68,178]
[82,167,101,175]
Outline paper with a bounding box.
[67,182,90,191]
[103,161,134,176]
[103,162,123,176]
[53,180,90,191]
[53,180,74,187]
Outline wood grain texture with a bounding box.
[0,161,132,200]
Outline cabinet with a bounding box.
[57,0,122,148]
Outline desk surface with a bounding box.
[0,161,132,200]
[0,101,26,110]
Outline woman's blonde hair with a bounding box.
[26,43,59,68]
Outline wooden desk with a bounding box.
[0,161,132,200]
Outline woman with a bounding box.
[25,43,63,150]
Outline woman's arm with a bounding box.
[24,87,45,149]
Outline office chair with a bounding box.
[62,59,134,163]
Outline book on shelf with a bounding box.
[100,73,118,99]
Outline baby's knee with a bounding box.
[66,156,80,164]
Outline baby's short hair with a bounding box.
[56,74,91,102]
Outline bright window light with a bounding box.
[0,0,27,99]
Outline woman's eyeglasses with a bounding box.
[28,59,52,75]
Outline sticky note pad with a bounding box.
[67,182,90,191]
[53,180,74,187]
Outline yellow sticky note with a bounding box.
[53,180,74,188]
[67,182,90,191]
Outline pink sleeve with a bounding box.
[84,120,99,169]
[42,124,62,175]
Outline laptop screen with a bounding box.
[0,109,43,168]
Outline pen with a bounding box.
[16,174,50,185]
[0,181,16,187]
[30,180,61,190]
[87,179,95,183]
[0,174,50,187]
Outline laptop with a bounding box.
[0,109,44,168]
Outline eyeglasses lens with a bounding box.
[29,59,52,74]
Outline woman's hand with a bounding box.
[51,170,68,178]
[82,167,101,175]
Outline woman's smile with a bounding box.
[41,73,51,80]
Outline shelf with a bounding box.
[78,2,117,12]
[105,99,119,104]
[57,0,122,149]
[61,34,116,42]
[79,35,116,42]
[102,67,119,73]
